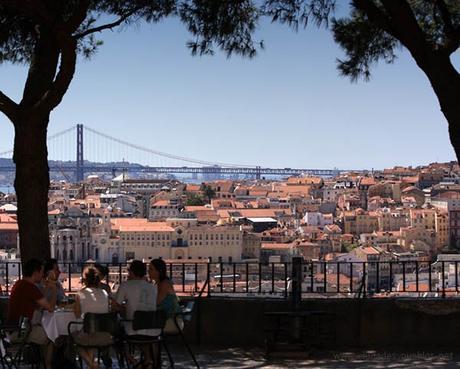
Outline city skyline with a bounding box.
[0,16,458,170]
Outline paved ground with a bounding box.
[10,345,460,368]
[157,345,460,369]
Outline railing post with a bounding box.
[291,257,303,342]
[206,262,211,298]
[182,263,186,293]
[5,262,9,294]
[291,257,302,310]
[442,261,446,298]
[68,262,71,292]
[246,263,249,295]
[195,263,198,293]
[284,262,288,299]
[233,263,237,294]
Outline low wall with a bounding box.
[3,296,460,349]
[184,297,460,349]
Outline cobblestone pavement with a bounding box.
[12,346,460,368]
[110,346,460,369]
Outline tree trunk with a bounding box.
[418,55,460,163]
[13,113,51,262]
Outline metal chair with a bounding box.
[120,309,170,369]
[163,300,199,369]
[68,312,121,368]
[0,317,45,369]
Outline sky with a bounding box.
[0,8,458,170]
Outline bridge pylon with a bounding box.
[76,124,84,182]
[255,166,261,180]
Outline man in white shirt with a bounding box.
[115,260,159,367]
[115,260,159,336]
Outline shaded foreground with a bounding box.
[172,347,460,368]
[96,345,460,369]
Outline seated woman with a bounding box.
[38,258,66,305]
[94,263,112,298]
[148,259,183,333]
[73,266,110,369]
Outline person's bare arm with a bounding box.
[36,297,54,312]
[37,281,57,312]
[73,294,82,318]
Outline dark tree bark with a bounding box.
[8,25,76,263]
[13,113,51,261]
[353,0,460,164]
[419,56,460,163]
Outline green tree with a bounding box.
[0,0,264,262]
[185,193,205,206]
[262,0,459,161]
[331,0,459,161]
[200,184,216,204]
[2,1,458,261]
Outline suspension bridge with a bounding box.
[0,124,342,181]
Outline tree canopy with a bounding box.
[0,0,459,261]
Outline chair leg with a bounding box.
[161,341,173,369]
[177,330,199,369]
[149,344,158,369]
[115,344,126,369]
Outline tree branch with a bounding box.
[0,91,19,123]
[65,0,90,33]
[434,0,460,55]
[34,35,77,113]
[352,0,397,37]
[0,0,53,24]
[73,9,138,39]
[435,0,455,35]
[379,0,428,54]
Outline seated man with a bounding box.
[115,260,158,367]
[7,258,57,367]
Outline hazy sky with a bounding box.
[0,11,458,170]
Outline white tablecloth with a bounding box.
[42,310,81,342]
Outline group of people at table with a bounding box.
[6,258,180,369]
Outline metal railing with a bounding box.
[0,259,458,299]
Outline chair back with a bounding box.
[12,316,31,340]
[132,310,167,331]
[180,301,195,322]
[83,312,118,335]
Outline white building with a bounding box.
[303,212,333,227]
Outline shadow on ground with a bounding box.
[167,346,460,369]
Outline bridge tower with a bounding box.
[76,124,84,182]
[255,166,261,180]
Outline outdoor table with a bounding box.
[42,309,80,343]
